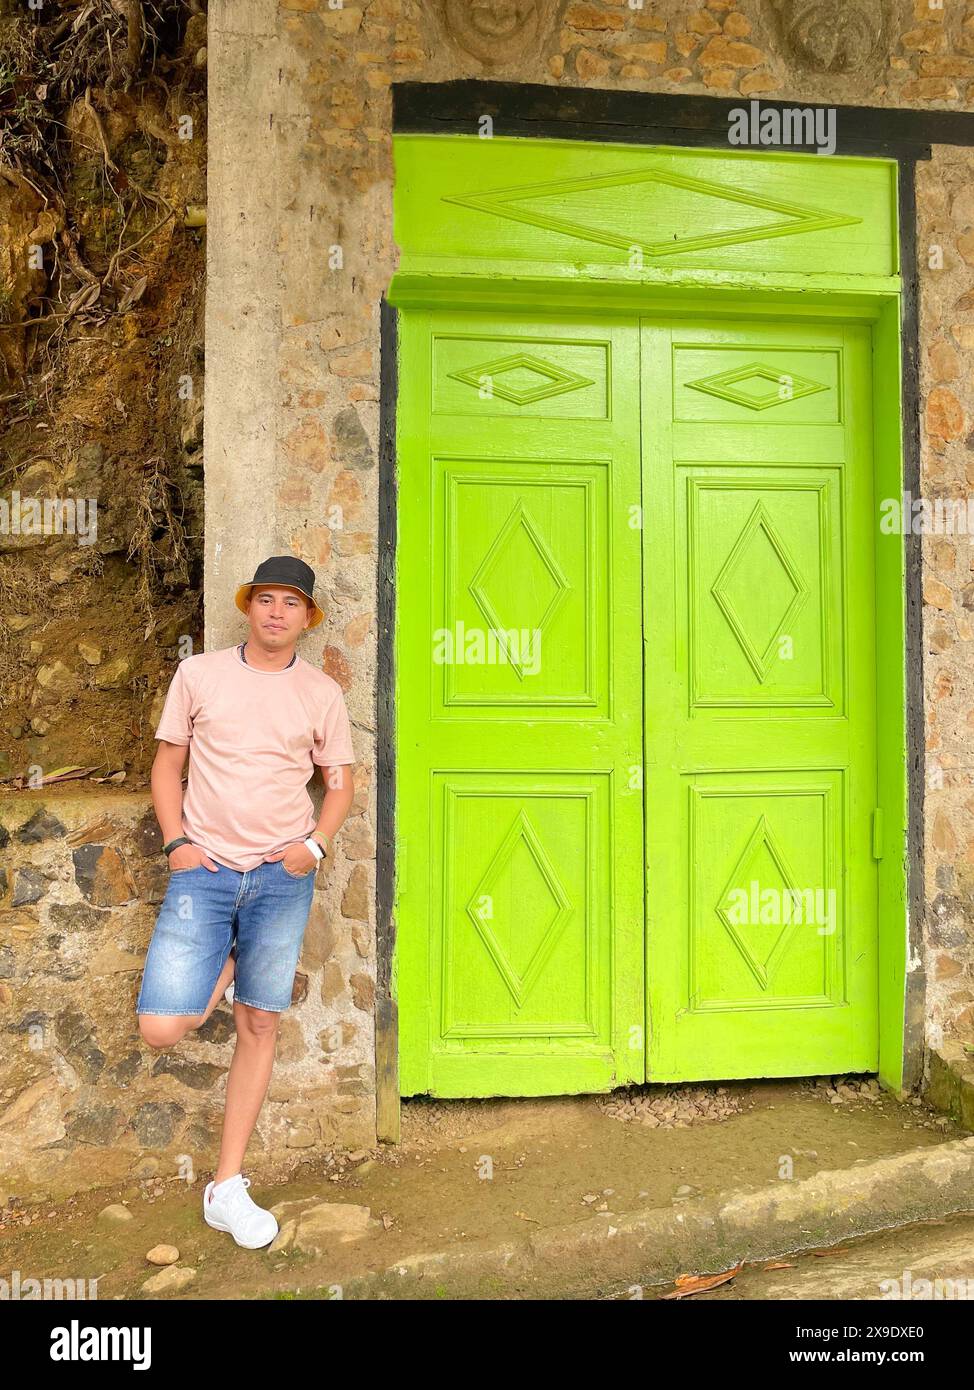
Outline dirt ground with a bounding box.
[0,1076,964,1300]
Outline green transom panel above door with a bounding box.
[392,134,899,285]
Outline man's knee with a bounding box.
[233,1002,280,1039]
[138,1015,197,1049]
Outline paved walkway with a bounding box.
[0,1077,965,1300]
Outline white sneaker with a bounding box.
[203,1175,278,1249]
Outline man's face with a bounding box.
[246,585,311,648]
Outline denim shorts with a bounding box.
[135,858,316,1016]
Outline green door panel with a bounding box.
[392,135,898,282]
[395,311,646,1097]
[642,320,880,1080]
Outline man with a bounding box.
[136,555,355,1249]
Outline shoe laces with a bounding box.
[218,1175,254,1216]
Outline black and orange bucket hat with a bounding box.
[234,555,324,628]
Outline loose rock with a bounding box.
[146,1244,179,1266]
[142,1264,196,1295]
[97,1203,133,1225]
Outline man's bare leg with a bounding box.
[210,1003,280,1186]
[138,953,236,1049]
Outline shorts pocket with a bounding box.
[281,860,314,879]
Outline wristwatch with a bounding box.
[303,836,325,864]
[163,837,192,857]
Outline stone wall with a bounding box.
[0,791,374,1202]
[917,146,974,1051]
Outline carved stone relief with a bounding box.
[767,0,888,76]
[438,0,560,67]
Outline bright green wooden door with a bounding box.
[396,309,880,1095]
[395,310,645,1097]
[643,319,879,1080]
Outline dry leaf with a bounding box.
[4,766,99,788]
[662,1263,743,1299]
[117,275,148,313]
[69,282,101,314]
[40,765,99,784]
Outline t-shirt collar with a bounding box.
[235,641,297,673]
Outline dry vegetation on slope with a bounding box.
[0,0,207,786]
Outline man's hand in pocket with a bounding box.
[267,842,317,876]
[169,843,219,872]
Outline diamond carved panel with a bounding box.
[465,808,574,1009]
[448,351,594,405]
[688,777,841,1016]
[711,502,809,684]
[686,361,829,411]
[715,815,804,991]
[468,497,571,681]
[443,165,861,258]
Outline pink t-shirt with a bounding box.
[154,645,355,871]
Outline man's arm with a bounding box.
[151,740,218,872]
[151,740,189,843]
[266,762,355,873]
[311,764,355,854]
